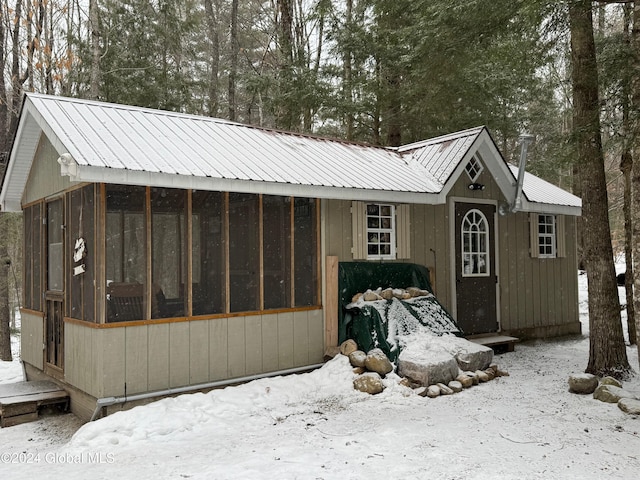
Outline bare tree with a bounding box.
[204,0,221,117]
[89,0,101,99]
[569,0,630,378]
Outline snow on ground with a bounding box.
[1,274,639,479]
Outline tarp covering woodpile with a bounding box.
[339,263,462,363]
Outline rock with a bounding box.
[351,292,363,303]
[365,348,394,376]
[363,290,382,301]
[463,371,480,385]
[406,287,430,297]
[568,373,599,394]
[434,336,493,372]
[496,369,510,377]
[456,374,473,388]
[348,350,367,368]
[488,363,498,374]
[426,385,441,398]
[448,381,463,393]
[352,366,366,375]
[397,342,460,387]
[416,386,428,397]
[484,369,495,381]
[618,398,640,415]
[437,383,454,395]
[475,370,490,382]
[593,384,636,404]
[399,377,413,388]
[380,288,394,300]
[353,372,384,394]
[340,339,358,356]
[600,376,623,388]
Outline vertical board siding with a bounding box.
[209,318,229,380]
[351,201,366,259]
[189,321,210,384]
[277,312,295,369]
[245,316,263,375]
[125,326,149,394]
[227,316,247,378]
[396,204,411,259]
[148,323,170,391]
[169,322,190,388]
[293,310,310,367]
[23,135,70,205]
[20,311,44,370]
[261,315,280,372]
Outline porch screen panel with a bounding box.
[192,191,226,315]
[294,198,318,306]
[106,185,147,322]
[229,193,260,312]
[66,185,96,322]
[47,199,64,292]
[151,188,187,319]
[263,195,291,309]
[23,203,43,311]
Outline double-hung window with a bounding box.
[530,213,565,259]
[366,204,396,260]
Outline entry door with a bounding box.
[45,199,64,372]
[454,202,498,335]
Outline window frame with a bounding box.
[460,208,490,278]
[365,203,397,260]
[537,214,557,258]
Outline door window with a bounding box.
[461,209,490,277]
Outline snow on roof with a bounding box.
[0,93,581,215]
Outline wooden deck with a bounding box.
[0,380,69,427]
[467,334,519,353]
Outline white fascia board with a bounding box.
[71,165,441,205]
[516,199,581,216]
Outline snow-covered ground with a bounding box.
[1,272,639,479]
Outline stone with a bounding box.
[484,369,496,381]
[351,293,363,303]
[448,381,463,393]
[392,288,406,299]
[365,348,394,376]
[452,340,494,372]
[593,384,636,404]
[456,374,473,388]
[568,373,599,394]
[600,376,623,388]
[488,363,498,374]
[348,350,367,368]
[426,385,441,398]
[352,366,366,375]
[416,386,428,397]
[475,370,490,382]
[363,290,382,301]
[339,339,358,356]
[618,398,640,415]
[496,369,510,377]
[353,372,384,395]
[407,287,430,298]
[399,377,413,388]
[437,383,454,395]
[380,288,394,300]
[463,371,480,385]
[397,342,460,387]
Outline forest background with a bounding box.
[0,0,638,374]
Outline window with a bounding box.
[263,195,291,309]
[294,198,318,306]
[465,154,484,182]
[229,193,260,313]
[537,214,556,258]
[530,213,566,259]
[366,204,396,260]
[461,209,490,277]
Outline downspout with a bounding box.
[510,134,535,213]
[90,363,325,421]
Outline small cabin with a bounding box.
[0,94,581,420]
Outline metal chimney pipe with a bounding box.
[511,133,535,212]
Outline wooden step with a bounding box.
[0,381,69,428]
[467,335,519,353]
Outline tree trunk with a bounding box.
[89,0,101,99]
[621,2,636,345]
[0,215,12,362]
[204,0,220,117]
[569,0,630,378]
[631,1,640,370]
[0,7,8,158]
[229,0,239,121]
[343,0,354,140]
[277,0,295,130]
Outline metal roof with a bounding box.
[0,93,581,216]
[507,165,581,210]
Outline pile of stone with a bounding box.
[351,286,431,303]
[568,373,640,415]
[340,338,509,398]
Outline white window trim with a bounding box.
[537,214,557,258]
[461,208,490,277]
[366,203,396,260]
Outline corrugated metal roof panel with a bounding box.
[508,165,581,207]
[28,94,441,194]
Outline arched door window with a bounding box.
[461,209,490,277]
